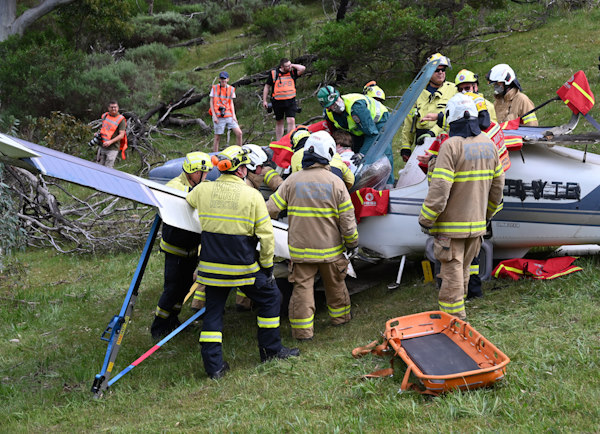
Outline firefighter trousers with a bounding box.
[156,253,197,319]
[288,257,351,340]
[199,274,282,376]
[434,236,481,320]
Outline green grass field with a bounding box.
[2,4,600,432]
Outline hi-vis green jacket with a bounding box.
[418,133,505,237]
[160,172,202,257]
[401,82,457,152]
[186,174,274,287]
[266,163,358,263]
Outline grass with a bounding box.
[1,248,599,432]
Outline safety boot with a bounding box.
[260,346,300,363]
[208,361,230,380]
[150,316,181,340]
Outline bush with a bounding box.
[124,43,176,71]
[250,3,305,39]
[160,71,198,103]
[243,46,286,76]
[127,12,203,46]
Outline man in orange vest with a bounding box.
[262,58,306,141]
[96,100,127,168]
[210,71,243,152]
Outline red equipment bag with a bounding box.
[556,71,595,115]
[492,256,582,281]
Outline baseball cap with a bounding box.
[219,71,229,79]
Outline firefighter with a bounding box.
[418,93,505,320]
[266,131,359,341]
[288,126,355,190]
[454,69,497,123]
[486,63,539,126]
[186,145,299,379]
[243,143,284,192]
[317,85,392,186]
[400,53,457,162]
[363,81,386,103]
[150,152,213,339]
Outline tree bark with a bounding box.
[336,0,349,21]
[0,0,78,41]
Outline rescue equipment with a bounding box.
[350,187,390,223]
[352,311,510,395]
[492,256,582,280]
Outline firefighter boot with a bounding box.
[208,361,230,380]
[150,315,181,340]
[260,346,300,363]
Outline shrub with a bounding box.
[250,3,305,39]
[127,12,203,46]
[243,46,286,76]
[124,43,176,71]
[160,71,198,104]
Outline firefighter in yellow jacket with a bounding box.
[400,53,457,162]
[486,64,538,126]
[266,131,359,341]
[186,145,299,379]
[150,152,212,339]
[418,94,505,320]
[288,127,355,190]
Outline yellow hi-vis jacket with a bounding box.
[186,174,274,287]
[401,81,457,152]
[160,172,202,257]
[266,163,358,263]
[290,148,355,190]
[325,94,387,137]
[419,133,505,237]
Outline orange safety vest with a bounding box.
[211,84,235,117]
[100,113,128,160]
[271,69,296,100]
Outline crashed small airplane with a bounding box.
[1,60,598,395]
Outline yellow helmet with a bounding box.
[455,69,478,85]
[211,145,251,172]
[182,151,213,174]
[363,81,386,101]
[290,126,311,151]
[463,91,487,113]
[427,52,451,69]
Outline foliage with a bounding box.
[309,0,541,77]
[242,45,287,76]
[159,71,198,104]
[55,0,135,51]
[174,0,265,32]
[127,11,204,47]
[30,112,96,159]
[0,34,87,118]
[249,2,305,39]
[123,43,177,71]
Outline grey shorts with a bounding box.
[213,117,239,134]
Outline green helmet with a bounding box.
[317,86,340,108]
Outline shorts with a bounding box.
[213,117,239,135]
[272,98,297,121]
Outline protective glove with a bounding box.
[419,224,431,235]
[345,246,359,259]
[263,159,277,169]
[260,266,274,277]
[350,153,364,166]
[484,220,493,239]
[400,148,412,162]
[416,131,435,147]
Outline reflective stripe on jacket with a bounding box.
[401,81,457,151]
[271,69,296,100]
[419,133,505,237]
[325,94,387,137]
[161,173,202,256]
[290,149,354,190]
[266,164,358,263]
[493,87,538,126]
[186,174,274,286]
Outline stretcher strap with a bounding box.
[351,339,389,358]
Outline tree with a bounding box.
[0,0,78,42]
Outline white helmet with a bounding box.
[446,93,478,124]
[241,144,268,171]
[486,64,516,86]
[304,130,336,162]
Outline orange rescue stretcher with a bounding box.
[352,311,510,394]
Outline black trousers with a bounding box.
[157,253,197,316]
[200,274,282,375]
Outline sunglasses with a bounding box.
[435,68,446,73]
[458,84,474,92]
